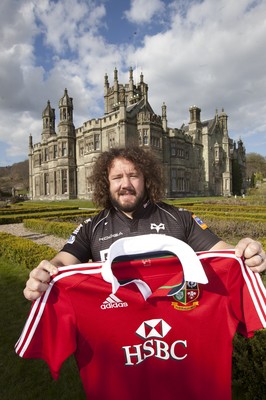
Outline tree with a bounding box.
[246,153,266,179]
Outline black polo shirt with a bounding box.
[61,201,221,262]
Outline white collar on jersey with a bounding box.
[101,234,208,299]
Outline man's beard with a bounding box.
[110,189,145,213]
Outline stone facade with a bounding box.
[28,68,246,200]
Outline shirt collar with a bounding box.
[101,234,208,299]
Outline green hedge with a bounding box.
[24,219,76,239]
[0,210,98,225]
[233,331,266,399]
[0,232,57,269]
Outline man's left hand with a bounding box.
[235,238,266,273]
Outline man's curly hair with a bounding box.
[89,147,164,208]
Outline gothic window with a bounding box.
[54,145,58,159]
[86,166,93,193]
[109,137,115,148]
[62,142,67,156]
[44,148,48,161]
[171,143,176,156]
[177,148,184,158]
[171,169,177,191]
[94,134,100,150]
[44,173,49,195]
[177,177,185,191]
[54,171,57,194]
[34,154,41,167]
[61,170,68,194]
[34,176,40,197]
[79,141,84,156]
[143,129,148,145]
[108,130,116,148]
[138,130,142,145]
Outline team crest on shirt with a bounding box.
[171,281,200,311]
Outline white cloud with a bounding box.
[124,0,165,24]
[33,0,106,54]
[0,0,266,164]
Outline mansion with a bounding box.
[28,68,246,200]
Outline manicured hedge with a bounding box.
[0,209,98,225]
[233,331,266,399]
[0,232,57,269]
[24,219,77,239]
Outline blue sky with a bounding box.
[0,0,266,166]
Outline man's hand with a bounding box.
[235,238,266,273]
[23,260,58,301]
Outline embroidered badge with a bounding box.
[171,281,200,311]
[192,214,208,230]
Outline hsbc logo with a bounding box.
[122,319,188,366]
[136,319,171,339]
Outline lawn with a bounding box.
[0,257,85,400]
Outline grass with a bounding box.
[0,257,85,400]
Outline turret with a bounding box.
[42,100,56,139]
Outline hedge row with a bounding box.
[0,209,98,225]
[233,331,266,400]
[172,204,266,213]
[0,205,79,215]
[24,219,76,239]
[0,232,57,269]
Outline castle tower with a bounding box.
[58,88,74,136]
[41,100,55,140]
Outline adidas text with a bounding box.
[101,301,128,310]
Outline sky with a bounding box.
[0,0,266,166]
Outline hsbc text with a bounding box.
[122,339,188,366]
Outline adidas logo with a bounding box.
[100,294,128,310]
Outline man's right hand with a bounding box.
[23,260,59,301]
[23,251,81,301]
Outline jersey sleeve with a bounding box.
[15,284,77,380]
[61,219,93,262]
[228,259,266,337]
[176,208,221,251]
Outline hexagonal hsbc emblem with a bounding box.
[171,281,200,311]
[136,319,171,339]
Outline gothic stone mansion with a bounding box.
[28,68,246,200]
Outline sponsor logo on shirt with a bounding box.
[150,223,165,233]
[122,319,188,365]
[192,214,208,230]
[100,294,128,310]
[66,223,83,245]
[171,281,200,311]
[99,232,123,242]
[67,235,76,244]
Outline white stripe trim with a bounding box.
[16,267,102,357]
[198,251,266,328]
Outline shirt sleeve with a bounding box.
[176,208,221,251]
[61,219,93,262]
[15,284,77,380]
[228,258,266,337]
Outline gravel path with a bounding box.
[0,223,67,252]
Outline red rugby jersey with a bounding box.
[15,235,266,400]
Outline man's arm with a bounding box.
[210,238,266,273]
[23,251,81,301]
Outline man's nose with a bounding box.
[121,175,132,187]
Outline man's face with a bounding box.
[108,157,146,216]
